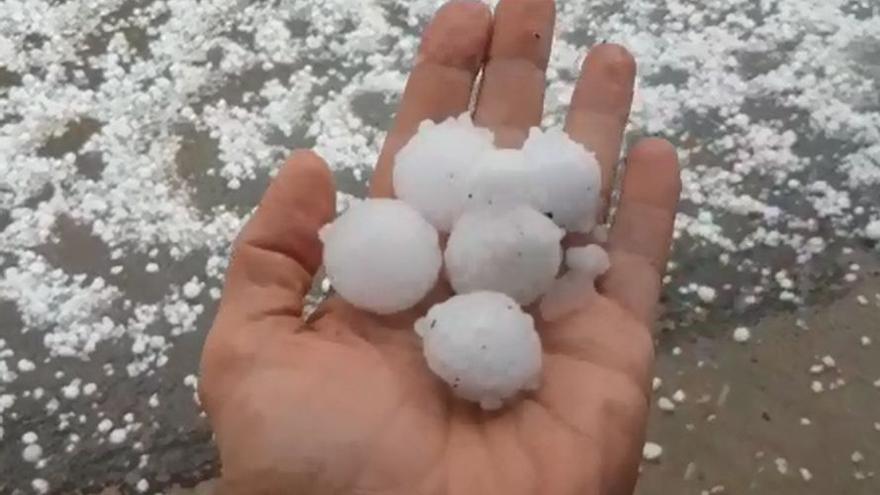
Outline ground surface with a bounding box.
[638,252,880,494]
[0,0,879,494]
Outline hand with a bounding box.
[199,1,681,494]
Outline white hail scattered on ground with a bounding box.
[732,326,751,343]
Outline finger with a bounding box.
[370,0,492,197]
[564,44,636,219]
[473,0,555,147]
[221,150,336,321]
[601,138,681,324]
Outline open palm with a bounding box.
[199,1,681,494]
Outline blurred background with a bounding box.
[0,0,878,493]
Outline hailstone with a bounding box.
[464,148,536,210]
[522,127,602,233]
[565,245,611,274]
[540,245,611,321]
[866,218,880,241]
[393,114,494,232]
[320,199,442,314]
[415,292,542,410]
[445,205,564,305]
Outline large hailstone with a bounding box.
[320,199,442,314]
[445,205,564,306]
[415,292,542,410]
[522,127,602,233]
[393,114,495,232]
[464,148,536,210]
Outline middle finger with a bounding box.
[473,0,556,147]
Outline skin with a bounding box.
[199,1,682,494]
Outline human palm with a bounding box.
[199,1,681,494]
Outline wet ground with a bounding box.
[639,252,880,494]
[1,0,879,494]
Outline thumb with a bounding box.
[221,150,336,322]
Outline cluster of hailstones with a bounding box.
[320,114,610,410]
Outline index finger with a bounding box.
[369,1,492,198]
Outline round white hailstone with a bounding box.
[464,148,536,210]
[393,115,494,232]
[182,278,203,299]
[775,457,789,475]
[109,428,127,444]
[31,479,49,494]
[321,199,442,314]
[652,377,662,391]
[672,389,686,403]
[566,245,611,275]
[697,286,717,303]
[732,326,751,343]
[642,442,663,462]
[865,219,880,241]
[522,127,602,233]
[445,205,564,305]
[62,381,80,399]
[22,443,42,462]
[97,418,113,433]
[657,397,675,412]
[416,292,542,410]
